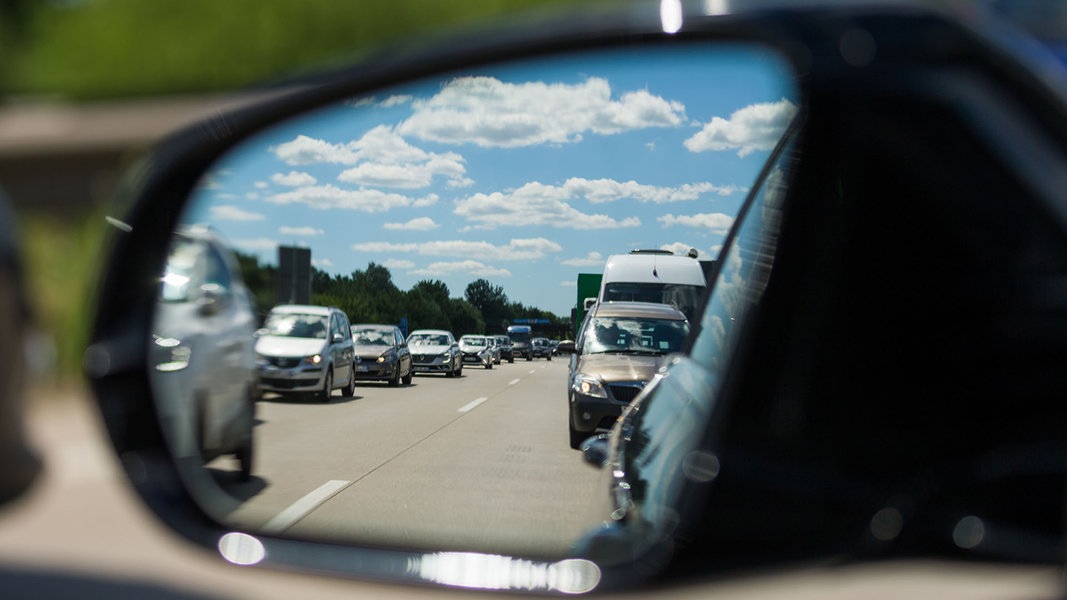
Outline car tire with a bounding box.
[319,369,333,402]
[508,356,514,364]
[456,361,463,377]
[401,365,413,385]
[389,364,401,387]
[342,364,356,397]
[547,355,552,362]
[486,359,492,369]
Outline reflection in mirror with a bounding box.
[148,42,798,559]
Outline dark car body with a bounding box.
[531,337,553,360]
[351,324,412,387]
[567,301,688,449]
[493,335,514,363]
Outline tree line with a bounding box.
[236,252,572,338]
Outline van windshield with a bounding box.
[601,282,704,320]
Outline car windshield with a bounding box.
[353,328,390,345]
[158,238,200,302]
[601,282,705,320]
[262,313,328,339]
[582,316,688,355]
[409,334,447,345]
[462,337,486,346]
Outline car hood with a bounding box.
[354,344,392,359]
[576,352,666,383]
[409,344,452,354]
[255,335,325,358]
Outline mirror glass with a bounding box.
[149,42,798,559]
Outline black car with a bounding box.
[350,324,413,387]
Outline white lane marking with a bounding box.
[508,379,520,386]
[261,479,350,534]
[458,397,489,413]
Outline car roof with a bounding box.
[352,323,396,330]
[590,300,688,320]
[269,304,334,316]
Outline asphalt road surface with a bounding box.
[203,356,601,560]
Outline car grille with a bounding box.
[265,356,301,368]
[608,382,645,404]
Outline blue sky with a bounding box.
[183,43,797,317]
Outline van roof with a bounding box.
[602,253,706,285]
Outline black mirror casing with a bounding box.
[82,0,1067,594]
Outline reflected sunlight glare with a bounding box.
[415,552,601,594]
[218,532,267,566]
[660,0,683,34]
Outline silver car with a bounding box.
[407,329,463,377]
[151,226,257,481]
[255,305,356,402]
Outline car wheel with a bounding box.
[319,369,333,402]
[401,365,413,386]
[486,359,492,369]
[342,364,356,396]
[389,363,401,387]
[547,354,552,362]
[456,361,463,377]
[508,356,514,364]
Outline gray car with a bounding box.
[151,226,257,480]
[567,301,688,449]
[351,324,413,386]
[255,305,356,402]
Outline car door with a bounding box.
[395,328,411,375]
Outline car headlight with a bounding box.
[572,374,607,399]
[376,354,387,364]
[304,354,323,366]
[154,336,191,372]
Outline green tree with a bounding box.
[464,278,509,331]
[448,298,485,336]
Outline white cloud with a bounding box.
[274,127,471,189]
[313,258,334,268]
[211,205,264,222]
[684,98,797,157]
[562,177,741,204]
[267,185,435,213]
[272,171,317,187]
[384,217,439,231]
[561,280,577,287]
[453,177,734,231]
[659,242,702,258]
[396,76,686,148]
[352,238,562,262]
[562,252,605,267]
[233,238,279,252]
[379,94,413,108]
[278,226,324,237]
[382,258,415,270]
[410,260,511,278]
[657,212,735,235]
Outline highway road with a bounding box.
[201,355,603,560]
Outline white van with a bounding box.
[597,249,706,320]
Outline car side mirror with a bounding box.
[195,283,229,316]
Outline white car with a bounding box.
[151,226,257,481]
[407,329,463,377]
[255,305,356,402]
[458,334,494,369]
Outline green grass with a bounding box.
[19,208,109,386]
[7,0,581,100]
